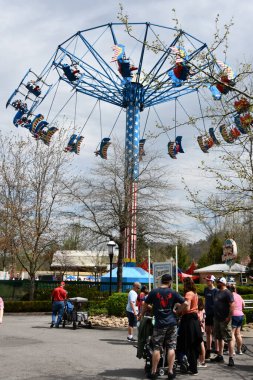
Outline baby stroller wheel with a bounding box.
[158,368,165,376]
[144,363,151,374]
[180,363,188,373]
[241,344,247,353]
[62,320,66,328]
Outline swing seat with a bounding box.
[118,60,132,78]
[30,114,44,135]
[13,109,26,127]
[173,63,190,81]
[95,138,111,159]
[73,136,84,154]
[62,64,79,82]
[230,127,241,139]
[64,134,84,154]
[240,113,253,128]
[34,120,49,138]
[111,44,125,62]
[209,128,220,145]
[219,124,235,143]
[234,98,250,114]
[216,83,230,95]
[197,136,210,153]
[40,127,59,145]
[168,142,177,159]
[26,83,41,97]
[175,136,184,153]
[139,139,146,161]
[168,69,183,87]
[234,115,249,134]
[11,99,28,112]
[208,85,222,100]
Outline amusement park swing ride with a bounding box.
[6,22,252,265]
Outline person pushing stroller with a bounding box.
[139,274,187,379]
[50,281,67,328]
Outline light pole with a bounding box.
[107,239,116,296]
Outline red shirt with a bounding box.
[52,286,67,301]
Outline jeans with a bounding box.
[52,301,65,326]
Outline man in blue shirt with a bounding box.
[140,274,187,380]
[203,274,218,358]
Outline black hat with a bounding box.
[161,274,172,283]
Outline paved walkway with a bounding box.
[0,315,252,380]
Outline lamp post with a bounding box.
[107,239,116,296]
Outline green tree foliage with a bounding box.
[197,235,223,268]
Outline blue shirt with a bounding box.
[145,287,185,328]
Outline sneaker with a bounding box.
[237,351,243,355]
[54,324,59,328]
[127,337,136,342]
[210,354,224,363]
[147,373,158,379]
[50,323,54,328]
[188,372,198,376]
[167,372,176,379]
[228,357,234,367]
[197,363,207,368]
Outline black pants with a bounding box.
[177,313,202,374]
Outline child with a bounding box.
[197,297,207,367]
[0,297,4,323]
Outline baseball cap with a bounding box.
[205,275,216,282]
[217,277,227,285]
[161,274,172,283]
[60,281,65,286]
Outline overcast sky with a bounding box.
[0,0,252,243]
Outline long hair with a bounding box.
[183,277,196,295]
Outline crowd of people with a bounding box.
[126,274,245,379]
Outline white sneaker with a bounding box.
[198,363,207,368]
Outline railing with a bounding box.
[244,300,253,309]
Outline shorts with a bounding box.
[126,311,137,328]
[232,316,244,328]
[213,318,232,341]
[151,325,177,351]
[205,314,214,327]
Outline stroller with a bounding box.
[62,297,92,330]
[138,317,188,377]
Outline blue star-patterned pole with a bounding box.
[124,83,143,265]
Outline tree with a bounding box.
[0,132,73,299]
[65,143,181,291]
[208,235,223,264]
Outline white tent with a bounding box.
[194,263,248,284]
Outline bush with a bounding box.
[241,294,253,300]
[89,300,108,315]
[5,301,52,313]
[5,299,108,314]
[107,293,128,317]
[236,285,253,295]
[244,309,253,324]
[175,283,205,296]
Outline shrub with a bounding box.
[241,294,253,300]
[107,293,128,317]
[236,285,253,295]
[244,309,253,324]
[5,301,52,313]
